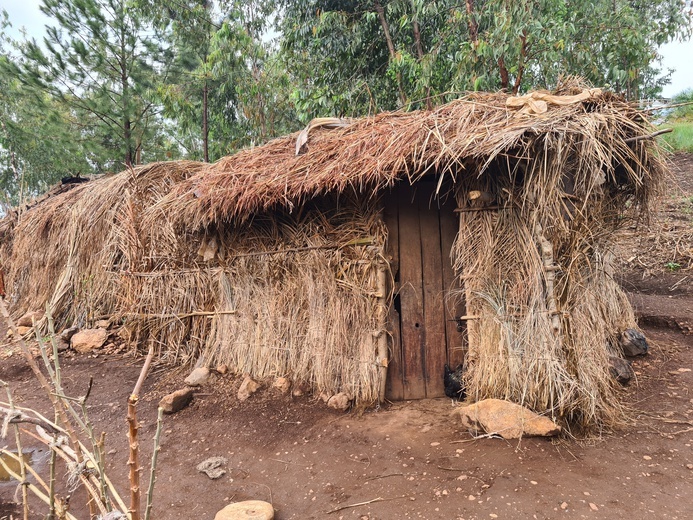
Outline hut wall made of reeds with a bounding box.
[0,81,667,429]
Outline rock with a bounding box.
[292,382,310,397]
[17,326,32,336]
[216,364,228,375]
[451,399,561,439]
[272,377,291,394]
[159,388,194,414]
[95,319,110,329]
[620,328,649,357]
[327,393,351,412]
[184,367,211,387]
[17,311,44,327]
[196,456,227,479]
[214,500,274,520]
[238,376,260,401]
[60,326,79,342]
[71,328,108,354]
[55,338,70,352]
[608,356,634,385]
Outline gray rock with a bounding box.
[214,500,274,520]
[60,326,79,342]
[55,337,70,352]
[159,388,194,414]
[451,399,561,439]
[608,356,634,385]
[620,328,649,357]
[71,328,108,354]
[327,393,351,412]
[196,456,227,479]
[238,376,260,401]
[184,367,211,387]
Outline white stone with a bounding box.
[184,367,211,387]
[214,500,274,520]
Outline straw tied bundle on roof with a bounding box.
[0,82,666,430]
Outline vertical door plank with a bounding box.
[397,185,427,399]
[383,189,404,401]
[440,195,466,368]
[419,183,447,397]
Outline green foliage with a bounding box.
[280,0,692,118]
[665,261,681,271]
[659,121,693,152]
[1,0,691,200]
[668,88,693,121]
[15,0,171,167]
[0,13,93,204]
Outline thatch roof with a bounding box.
[155,81,662,228]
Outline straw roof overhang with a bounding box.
[157,84,658,228]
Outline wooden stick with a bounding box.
[0,455,78,520]
[375,263,389,404]
[0,300,85,464]
[624,128,672,143]
[119,310,237,320]
[127,346,154,520]
[120,237,376,277]
[325,495,408,514]
[145,407,164,520]
[454,205,503,213]
[534,223,562,337]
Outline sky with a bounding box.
[2,0,692,98]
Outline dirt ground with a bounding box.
[1,155,692,520]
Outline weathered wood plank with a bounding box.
[419,182,447,397]
[383,188,404,401]
[397,184,427,399]
[440,193,465,368]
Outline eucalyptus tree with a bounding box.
[142,0,299,160]
[280,0,691,118]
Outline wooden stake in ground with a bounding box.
[127,346,154,520]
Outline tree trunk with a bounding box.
[498,56,509,90]
[120,12,133,167]
[373,0,407,106]
[409,1,432,110]
[466,0,478,45]
[202,80,209,162]
[512,30,528,95]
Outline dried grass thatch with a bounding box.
[0,80,667,430]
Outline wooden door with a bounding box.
[384,180,465,400]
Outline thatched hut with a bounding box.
[0,82,666,430]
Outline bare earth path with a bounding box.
[2,154,692,520]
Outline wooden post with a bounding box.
[534,223,562,337]
[127,346,154,520]
[375,262,389,403]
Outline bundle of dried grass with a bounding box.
[2,161,204,326]
[120,196,387,401]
